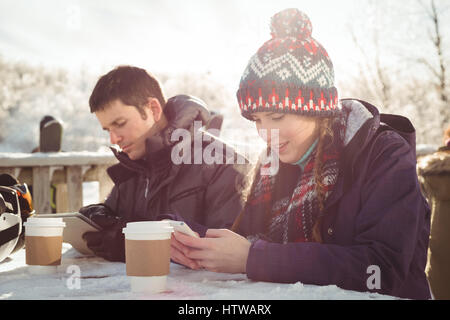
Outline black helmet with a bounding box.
[0,174,35,262]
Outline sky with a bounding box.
[0,0,365,88]
[1,0,449,149]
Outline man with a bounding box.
[80,66,249,262]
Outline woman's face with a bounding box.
[250,112,319,164]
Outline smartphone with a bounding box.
[164,220,199,238]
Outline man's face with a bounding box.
[95,99,157,160]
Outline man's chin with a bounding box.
[125,150,144,161]
[123,150,135,159]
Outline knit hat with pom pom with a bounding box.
[236,8,340,120]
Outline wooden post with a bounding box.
[32,166,51,214]
[97,165,114,202]
[66,166,83,212]
[55,183,68,213]
[0,151,118,213]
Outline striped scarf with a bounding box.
[247,117,345,244]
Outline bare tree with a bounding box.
[345,0,394,111]
[417,0,449,128]
[341,0,450,145]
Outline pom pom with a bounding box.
[270,8,312,39]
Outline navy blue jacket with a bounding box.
[236,99,431,299]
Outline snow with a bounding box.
[0,151,116,167]
[0,243,397,300]
[0,151,112,159]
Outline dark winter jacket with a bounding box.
[236,99,431,300]
[104,95,249,230]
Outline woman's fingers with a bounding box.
[171,234,188,253]
[171,244,201,270]
[173,231,212,249]
[171,230,241,273]
[205,228,231,238]
[171,231,217,264]
[170,233,201,269]
[184,247,212,261]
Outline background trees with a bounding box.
[342,0,450,145]
[0,0,449,152]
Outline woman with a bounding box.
[170,8,431,300]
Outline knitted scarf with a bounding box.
[247,116,346,244]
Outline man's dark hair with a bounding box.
[89,66,166,118]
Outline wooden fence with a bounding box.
[0,145,439,215]
[0,152,118,214]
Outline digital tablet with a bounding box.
[34,212,102,255]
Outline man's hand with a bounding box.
[79,204,126,262]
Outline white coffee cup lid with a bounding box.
[122,221,173,234]
[23,216,66,228]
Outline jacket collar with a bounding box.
[341,99,380,167]
[342,99,376,147]
[107,138,173,184]
[341,98,416,152]
[325,98,417,211]
[324,99,380,210]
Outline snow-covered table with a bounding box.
[0,243,396,300]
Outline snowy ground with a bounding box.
[0,242,397,300]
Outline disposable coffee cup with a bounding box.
[23,217,66,274]
[122,221,174,294]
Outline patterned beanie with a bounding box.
[236,8,340,120]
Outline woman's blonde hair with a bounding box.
[311,117,335,243]
[232,117,336,242]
